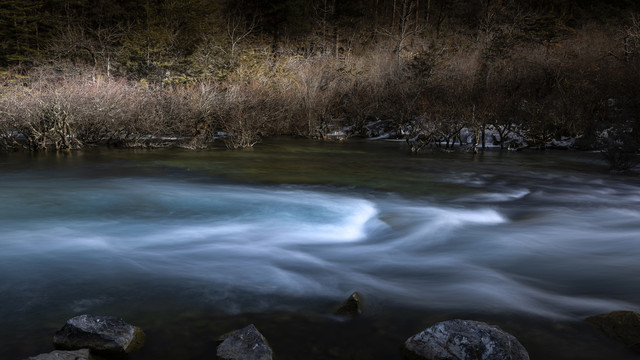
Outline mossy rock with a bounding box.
[53,314,145,356]
[334,292,363,317]
[586,311,640,352]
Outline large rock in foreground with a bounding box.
[403,319,529,360]
[216,324,273,360]
[586,311,640,352]
[53,315,145,355]
[25,349,97,360]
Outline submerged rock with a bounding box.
[586,311,640,352]
[334,291,363,317]
[216,324,273,360]
[25,349,97,360]
[403,319,529,360]
[53,314,145,355]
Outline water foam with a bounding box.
[2,176,640,321]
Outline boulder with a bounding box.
[403,319,529,360]
[25,349,97,360]
[216,324,273,360]
[586,310,640,352]
[53,315,145,355]
[334,291,363,317]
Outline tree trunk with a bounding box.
[425,0,431,27]
[332,0,339,59]
[472,105,479,154]
[372,0,379,40]
[333,26,339,59]
[392,0,397,28]
[436,0,446,37]
[415,0,420,32]
[322,0,328,53]
[271,26,280,56]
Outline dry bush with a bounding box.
[0,77,82,151]
[68,78,141,146]
[285,57,349,138]
[182,83,221,149]
[3,17,638,156]
[332,50,400,135]
[1,72,203,150]
[214,82,284,149]
[400,42,479,152]
[58,78,165,148]
[0,85,41,150]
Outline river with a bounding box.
[1,138,639,359]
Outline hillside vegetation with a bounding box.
[1,0,639,167]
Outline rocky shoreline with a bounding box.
[24,293,640,360]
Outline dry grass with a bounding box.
[1,24,638,158]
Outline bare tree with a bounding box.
[225,12,257,65]
[292,58,340,138]
[313,0,335,56]
[91,24,127,78]
[380,0,422,65]
[623,13,640,62]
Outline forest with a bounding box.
[1,0,639,168]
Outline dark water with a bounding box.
[1,139,639,359]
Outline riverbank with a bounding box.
[1,68,637,170]
[3,2,639,169]
[14,305,640,360]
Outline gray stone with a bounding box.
[403,319,529,360]
[216,324,273,360]
[53,315,145,355]
[586,310,640,353]
[25,349,97,360]
[334,291,363,317]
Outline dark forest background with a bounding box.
[1,0,639,168]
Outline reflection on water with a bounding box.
[1,140,639,359]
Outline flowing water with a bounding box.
[1,139,639,359]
